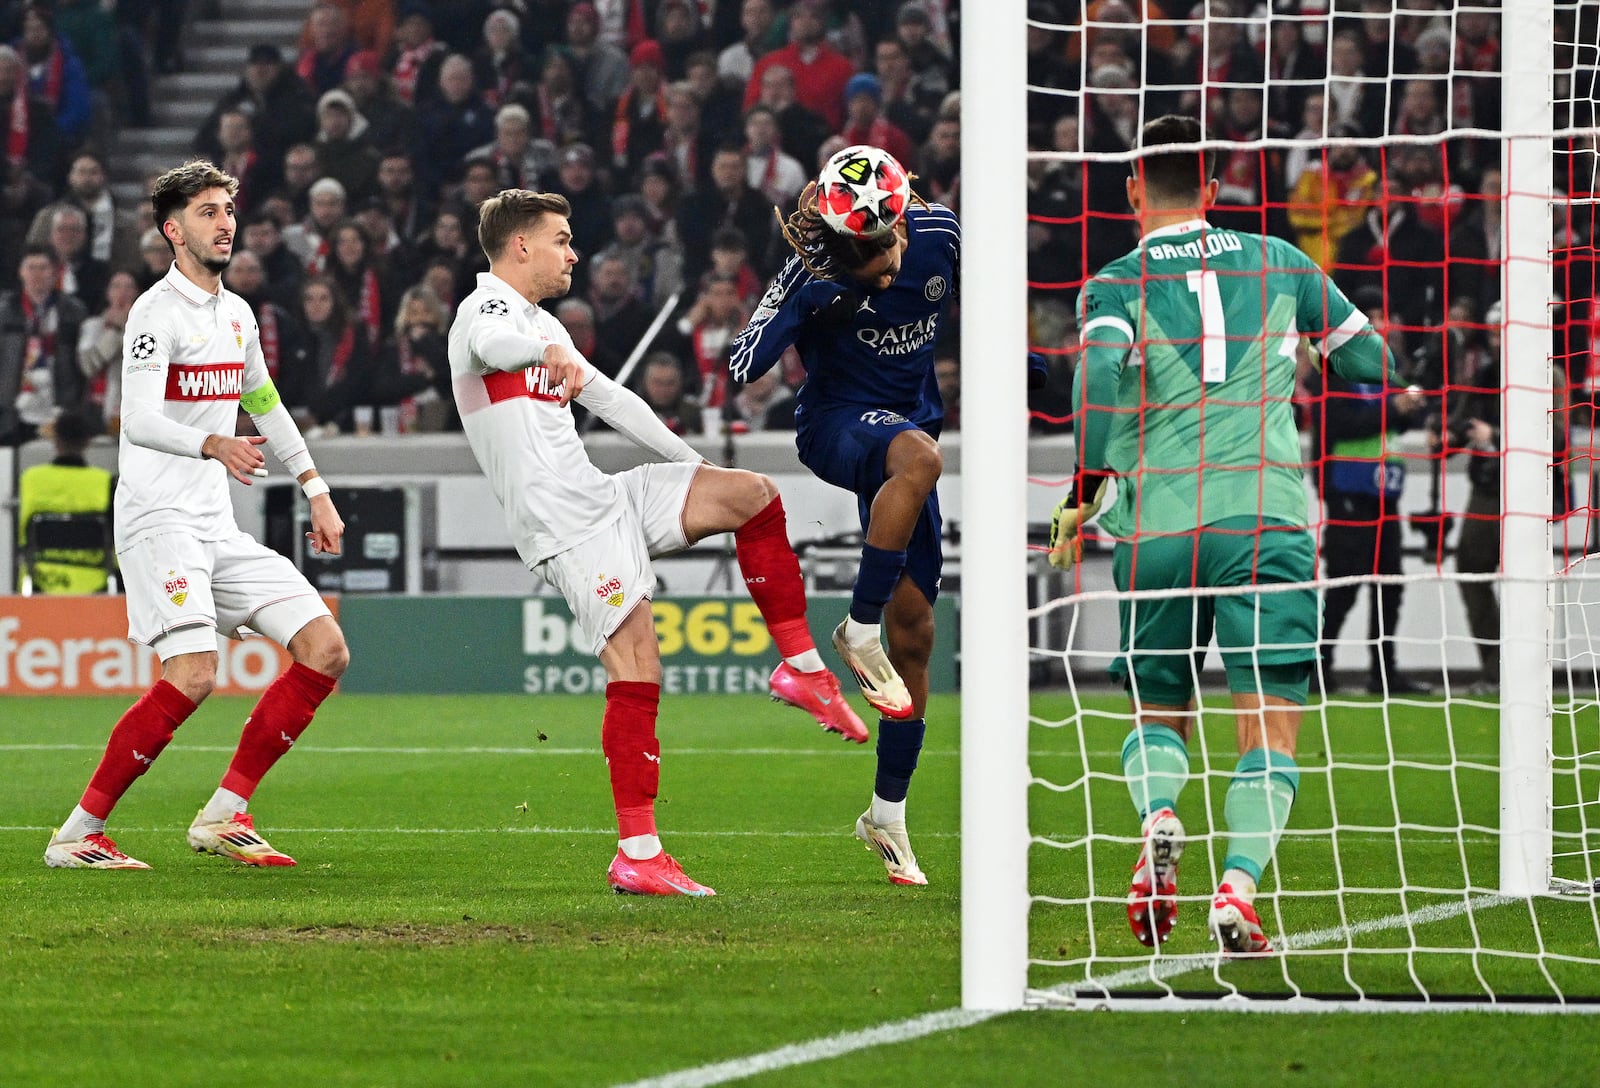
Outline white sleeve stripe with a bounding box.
[917,226,959,239]
[728,262,807,382]
[1082,316,1134,341]
[1321,307,1369,354]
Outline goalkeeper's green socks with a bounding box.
[1221,747,1300,887]
[1120,724,1190,821]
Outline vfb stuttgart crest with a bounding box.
[164,571,189,606]
[594,574,624,607]
[231,318,242,349]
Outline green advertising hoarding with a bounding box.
[339,595,958,695]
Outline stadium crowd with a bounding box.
[0,0,965,448]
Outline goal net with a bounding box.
[958,0,1600,1010]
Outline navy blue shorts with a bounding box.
[797,406,943,604]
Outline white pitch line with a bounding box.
[609,892,1528,1088]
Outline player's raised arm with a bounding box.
[728,256,813,385]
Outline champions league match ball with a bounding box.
[816,144,911,239]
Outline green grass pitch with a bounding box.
[2,690,1598,1087]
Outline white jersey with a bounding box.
[116,263,305,549]
[449,271,700,566]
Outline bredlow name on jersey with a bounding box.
[1145,231,1245,262]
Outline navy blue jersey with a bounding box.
[727,203,960,433]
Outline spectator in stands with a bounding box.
[874,34,939,147]
[1210,86,1291,238]
[1351,0,1416,78]
[657,0,708,80]
[1449,300,1504,693]
[521,47,595,150]
[47,205,108,314]
[637,351,703,436]
[0,154,50,277]
[133,226,167,290]
[707,226,763,302]
[0,246,87,446]
[281,274,372,434]
[588,250,654,359]
[280,142,322,220]
[197,44,317,174]
[1334,169,1446,333]
[1266,14,1326,131]
[1288,126,1379,272]
[744,104,806,208]
[725,365,797,434]
[677,144,774,283]
[27,152,139,273]
[555,296,624,380]
[240,213,304,310]
[565,1,630,115]
[612,40,670,181]
[17,4,93,156]
[1283,92,1329,194]
[207,109,275,216]
[298,2,357,97]
[310,0,393,57]
[15,404,113,594]
[56,0,120,109]
[551,144,612,287]
[659,80,712,190]
[342,50,418,154]
[677,269,748,409]
[1448,167,1503,315]
[893,2,954,108]
[374,148,431,243]
[373,283,455,433]
[638,152,682,237]
[283,177,347,268]
[686,50,743,150]
[1023,1,1075,131]
[386,3,446,107]
[223,249,301,387]
[745,0,854,131]
[319,220,391,345]
[1326,30,1386,138]
[76,268,136,425]
[472,7,529,109]
[314,89,379,202]
[354,194,420,286]
[0,47,56,186]
[1391,143,1462,235]
[754,62,831,173]
[718,0,779,86]
[916,113,961,209]
[417,53,495,190]
[608,194,683,309]
[468,103,556,192]
[1392,78,1446,138]
[837,73,916,171]
[455,160,501,229]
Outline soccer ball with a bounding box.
[815,144,911,239]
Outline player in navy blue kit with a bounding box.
[728,167,958,885]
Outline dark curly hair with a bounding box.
[775,179,927,281]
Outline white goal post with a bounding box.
[961,0,1596,1012]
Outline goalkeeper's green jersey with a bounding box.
[1074,218,1395,540]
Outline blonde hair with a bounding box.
[477,189,572,259]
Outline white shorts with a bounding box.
[535,461,700,655]
[120,530,331,661]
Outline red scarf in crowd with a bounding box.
[393,40,442,104]
[6,67,29,165]
[612,87,667,163]
[395,335,430,432]
[326,323,355,385]
[33,43,63,106]
[354,267,381,343]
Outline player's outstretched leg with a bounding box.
[1208,747,1298,955]
[601,678,715,897]
[45,677,199,870]
[723,476,870,739]
[1120,723,1191,944]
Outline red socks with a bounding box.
[81,680,197,818]
[602,680,662,839]
[220,662,338,798]
[734,495,814,659]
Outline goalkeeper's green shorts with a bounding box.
[1109,516,1316,707]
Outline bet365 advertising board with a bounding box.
[335,595,957,695]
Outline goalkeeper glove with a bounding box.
[1047,470,1112,571]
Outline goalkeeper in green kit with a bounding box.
[1047,115,1400,954]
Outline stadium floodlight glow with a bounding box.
[989,0,1600,1012]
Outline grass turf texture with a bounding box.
[0,691,1595,1087]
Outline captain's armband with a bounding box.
[239,379,282,415]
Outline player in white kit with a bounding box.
[44,161,351,871]
[451,190,865,896]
